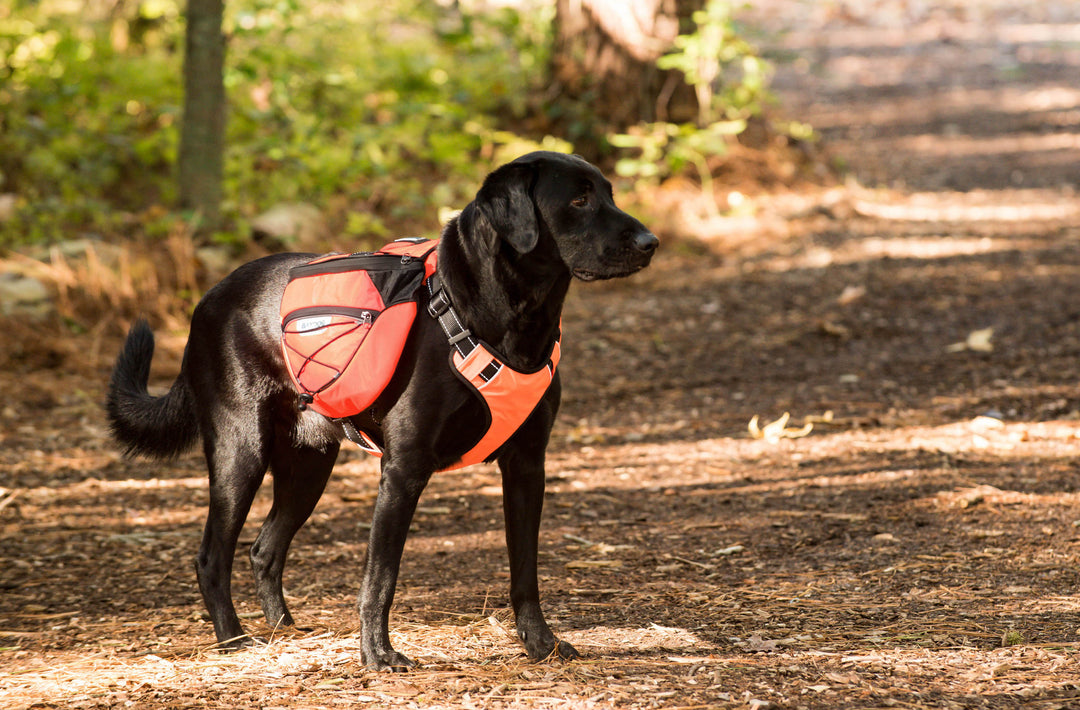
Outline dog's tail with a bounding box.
[106,320,200,459]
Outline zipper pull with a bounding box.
[400,255,414,265]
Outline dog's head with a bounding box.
[469,151,658,281]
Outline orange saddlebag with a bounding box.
[279,239,437,420]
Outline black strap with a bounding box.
[340,418,365,445]
[340,417,382,454]
[337,269,477,454]
[427,274,478,359]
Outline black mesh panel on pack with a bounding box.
[368,266,428,308]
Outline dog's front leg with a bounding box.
[499,445,580,662]
[357,458,431,671]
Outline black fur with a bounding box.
[106,323,199,458]
[106,152,658,669]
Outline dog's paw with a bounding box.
[215,634,264,653]
[364,650,417,672]
[553,639,580,661]
[525,635,580,663]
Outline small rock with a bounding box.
[195,246,235,278]
[30,238,125,269]
[0,270,53,320]
[0,194,17,222]
[251,203,328,251]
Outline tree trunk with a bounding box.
[552,0,703,131]
[178,0,226,228]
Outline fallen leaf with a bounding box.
[714,544,745,556]
[749,412,813,443]
[746,634,778,652]
[837,284,866,305]
[805,410,835,424]
[992,662,1014,677]
[818,319,850,338]
[947,327,994,353]
[970,414,1005,430]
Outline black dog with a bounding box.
[107,151,657,669]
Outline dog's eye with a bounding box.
[571,195,590,208]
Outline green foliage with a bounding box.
[0,0,559,248]
[0,5,181,244]
[218,0,561,241]
[610,119,745,197]
[1,0,800,250]
[611,0,780,190]
[656,0,770,125]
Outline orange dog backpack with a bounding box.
[280,237,561,471]
[280,238,437,420]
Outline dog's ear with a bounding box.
[473,162,538,254]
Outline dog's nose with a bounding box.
[633,231,659,254]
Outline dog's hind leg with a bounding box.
[196,425,270,650]
[250,440,339,630]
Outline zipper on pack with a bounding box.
[282,306,379,330]
[289,253,424,279]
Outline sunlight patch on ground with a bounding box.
[776,21,1080,53]
[566,623,706,654]
[895,131,1080,160]
[802,85,1080,132]
[550,418,1080,494]
[852,196,1080,223]
[0,623,506,707]
[784,235,1035,271]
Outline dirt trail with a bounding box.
[4,2,1080,708]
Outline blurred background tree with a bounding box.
[179,0,226,228]
[552,0,703,132]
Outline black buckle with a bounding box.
[427,288,451,318]
[448,329,472,346]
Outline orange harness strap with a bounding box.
[354,252,561,471]
[354,251,561,469]
[356,337,559,470]
[444,337,560,470]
